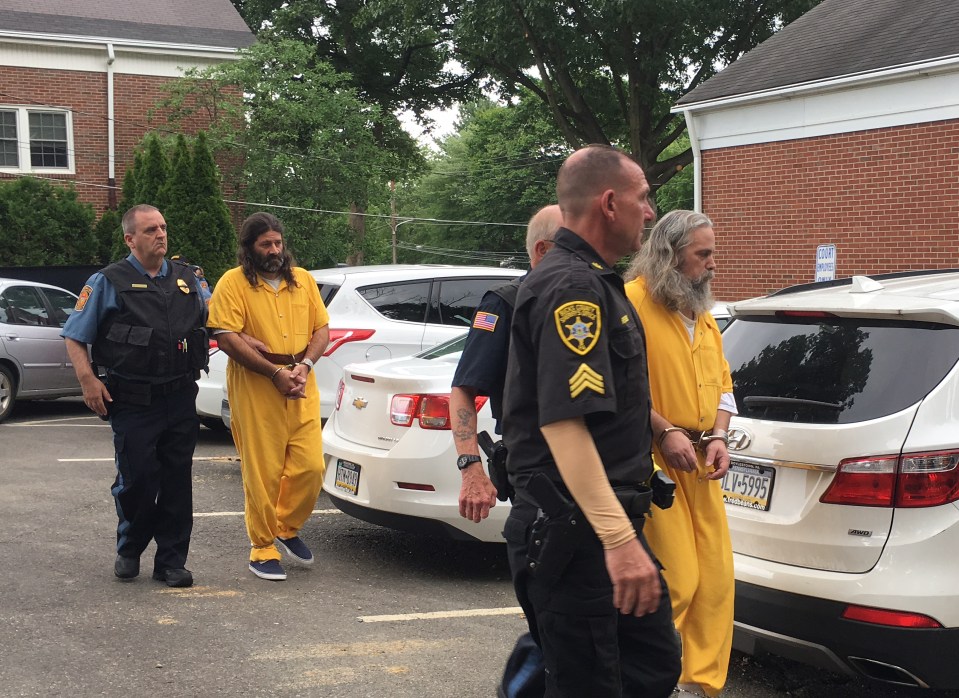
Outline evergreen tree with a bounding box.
[93,208,122,264]
[119,151,141,213]
[187,131,235,283]
[135,134,170,209]
[160,134,195,263]
[0,178,97,265]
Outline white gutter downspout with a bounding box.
[682,109,702,212]
[106,42,117,208]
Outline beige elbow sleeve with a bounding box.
[540,419,636,549]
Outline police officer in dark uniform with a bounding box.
[63,204,210,589]
[502,145,682,697]
[450,204,562,698]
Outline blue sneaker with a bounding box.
[249,559,286,581]
[275,536,314,566]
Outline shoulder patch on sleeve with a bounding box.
[472,311,499,332]
[554,301,601,355]
[75,285,93,311]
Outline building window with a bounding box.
[0,107,74,173]
[0,111,17,167]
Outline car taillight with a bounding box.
[324,329,376,356]
[334,379,345,411]
[390,394,420,427]
[820,456,897,506]
[896,450,959,507]
[841,604,943,628]
[208,338,218,354]
[776,310,838,318]
[820,450,959,507]
[389,394,487,430]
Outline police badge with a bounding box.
[554,300,601,355]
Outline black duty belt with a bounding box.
[259,349,306,365]
[107,373,195,405]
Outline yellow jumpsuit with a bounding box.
[625,278,734,697]
[208,267,329,562]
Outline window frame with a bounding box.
[0,106,75,174]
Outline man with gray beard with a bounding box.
[624,210,736,697]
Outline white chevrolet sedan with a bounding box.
[321,334,509,543]
[320,302,732,543]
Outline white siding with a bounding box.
[686,68,959,150]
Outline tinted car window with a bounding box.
[429,278,504,327]
[316,282,340,306]
[724,315,959,424]
[40,287,76,327]
[358,281,431,323]
[1,286,50,326]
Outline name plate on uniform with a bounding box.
[334,459,361,496]
[721,461,775,511]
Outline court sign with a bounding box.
[815,244,836,282]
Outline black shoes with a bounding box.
[114,555,140,579]
[152,568,194,588]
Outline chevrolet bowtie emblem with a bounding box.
[352,397,368,409]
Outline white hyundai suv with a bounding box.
[721,270,959,689]
[200,264,523,426]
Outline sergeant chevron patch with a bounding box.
[569,363,605,398]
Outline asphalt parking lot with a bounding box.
[2,398,955,697]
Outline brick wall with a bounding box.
[702,120,959,301]
[0,66,219,214]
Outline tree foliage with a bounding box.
[0,178,97,266]
[160,37,425,268]
[230,0,475,124]
[396,94,568,264]
[453,0,823,193]
[110,132,236,282]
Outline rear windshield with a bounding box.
[417,333,468,359]
[723,315,959,424]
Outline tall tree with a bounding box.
[186,132,236,282]
[135,133,170,207]
[160,37,418,267]
[229,1,480,262]
[452,0,823,193]
[398,93,567,264]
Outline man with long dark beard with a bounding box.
[624,210,735,697]
[207,212,330,581]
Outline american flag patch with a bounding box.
[472,311,499,332]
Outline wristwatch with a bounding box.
[298,356,314,372]
[457,454,483,470]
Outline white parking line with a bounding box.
[358,607,524,623]
[57,456,240,462]
[6,419,109,427]
[195,509,342,518]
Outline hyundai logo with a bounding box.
[352,397,368,409]
[727,427,752,451]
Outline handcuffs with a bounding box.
[658,426,729,451]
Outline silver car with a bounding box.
[0,277,81,422]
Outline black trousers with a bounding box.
[109,382,199,571]
[505,505,681,698]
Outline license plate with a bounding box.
[722,461,775,511]
[334,459,361,496]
